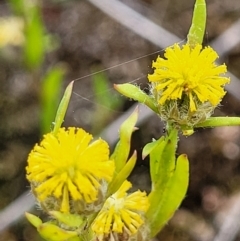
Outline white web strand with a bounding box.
[69,41,186,111]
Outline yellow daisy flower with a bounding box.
[148,43,230,113]
[91,181,149,240]
[26,127,115,213]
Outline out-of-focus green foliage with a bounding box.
[41,65,67,134]
[23,5,45,69]
[8,0,66,136]
[92,68,124,133]
[8,0,45,69]
[8,0,25,15]
[92,70,117,109]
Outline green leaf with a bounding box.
[187,0,206,47]
[142,137,164,160]
[147,129,178,218]
[110,107,138,173]
[147,154,189,237]
[37,222,79,241]
[147,137,167,185]
[154,128,178,190]
[40,64,67,134]
[114,84,158,113]
[108,151,137,195]
[49,211,84,228]
[25,212,42,228]
[146,128,189,237]
[52,81,74,135]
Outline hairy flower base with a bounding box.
[91,181,149,241]
[148,44,230,117]
[26,127,115,213]
[153,87,215,126]
[92,226,149,241]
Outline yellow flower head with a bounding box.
[148,43,229,112]
[91,181,149,241]
[26,127,115,213]
[148,44,230,126]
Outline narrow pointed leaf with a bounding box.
[114,84,158,113]
[154,128,178,190]
[25,212,42,228]
[52,81,74,135]
[108,151,137,196]
[110,107,138,173]
[146,137,165,184]
[49,211,84,228]
[142,137,164,160]
[187,0,206,47]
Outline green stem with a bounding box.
[195,117,240,128]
